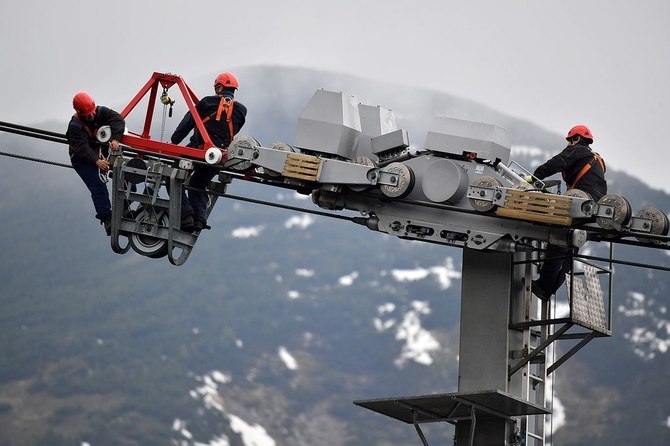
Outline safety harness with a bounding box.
[70,114,110,183]
[73,114,95,137]
[202,96,235,147]
[566,152,606,189]
[69,114,101,157]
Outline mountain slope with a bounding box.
[0,65,668,446]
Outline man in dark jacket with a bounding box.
[171,72,247,232]
[66,92,125,235]
[529,124,607,300]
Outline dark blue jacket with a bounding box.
[533,142,607,200]
[171,92,247,149]
[66,106,125,164]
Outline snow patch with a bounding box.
[391,257,460,290]
[394,300,440,367]
[392,268,429,282]
[284,214,314,229]
[619,291,670,360]
[232,225,265,238]
[338,271,359,286]
[229,414,276,446]
[185,371,276,446]
[378,302,396,314]
[549,395,566,434]
[295,268,315,277]
[374,303,398,332]
[278,346,298,370]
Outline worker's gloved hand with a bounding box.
[96,159,110,171]
[523,175,534,183]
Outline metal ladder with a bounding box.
[515,255,548,446]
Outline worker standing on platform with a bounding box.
[67,92,125,236]
[529,124,607,301]
[171,72,247,232]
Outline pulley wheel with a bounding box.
[129,210,170,258]
[380,162,414,198]
[224,135,261,171]
[511,180,533,191]
[469,175,502,212]
[265,141,294,177]
[205,147,223,165]
[565,188,592,200]
[125,157,148,185]
[348,156,377,192]
[96,125,112,143]
[596,194,632,230]
[566,189,596,216]
[635,207,669,244]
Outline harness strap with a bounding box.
[73,114,95,138]
[569,153,605,189]
[201,97,236,146]
[69,115,98,156]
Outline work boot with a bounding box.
[521,278,550,302]
[531,280,550,302]
[181,214,196,233]
[101,217,112,236]
[123,208,134,219]
[194,220,207,231]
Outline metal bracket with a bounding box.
[376,169,400,187]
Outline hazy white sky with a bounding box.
[1,0,668,192]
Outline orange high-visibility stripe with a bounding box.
[74,114,95,138]
[570,153,605,189]
[202,97,236,147]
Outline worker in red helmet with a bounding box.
[171,72,247,232]
[66,92,125,236]
[527,124,608,301]
[532,125,606,200]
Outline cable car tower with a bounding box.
[2,72,669,445]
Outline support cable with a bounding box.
[186,185,360,223]
[574,253,670,273]
[2,121,670,255]
[0,121,68,145]
[0,146,360,224]
[0,149,72,169]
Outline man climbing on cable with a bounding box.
[66,92,125,236]
[171,72,247,232]
[527,124,607,301]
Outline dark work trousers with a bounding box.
[184,164,219,224]
[71,156,111,222]
[166,162,218,224]
[536,244,575,296]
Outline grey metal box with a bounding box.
[293,89,361,160]
[371,128,409,155]
[425,116,511,164]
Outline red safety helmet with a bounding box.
[214,72,239,90]
[566,125,593,142]
[73,92,96,116]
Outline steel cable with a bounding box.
[0,149,72,169]
[2,121,670,255]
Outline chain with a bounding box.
[160,101,168,142]
[160,88,175,142]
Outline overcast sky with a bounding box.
[1,0,668,193]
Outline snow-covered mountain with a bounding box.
[0,65,668,446]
